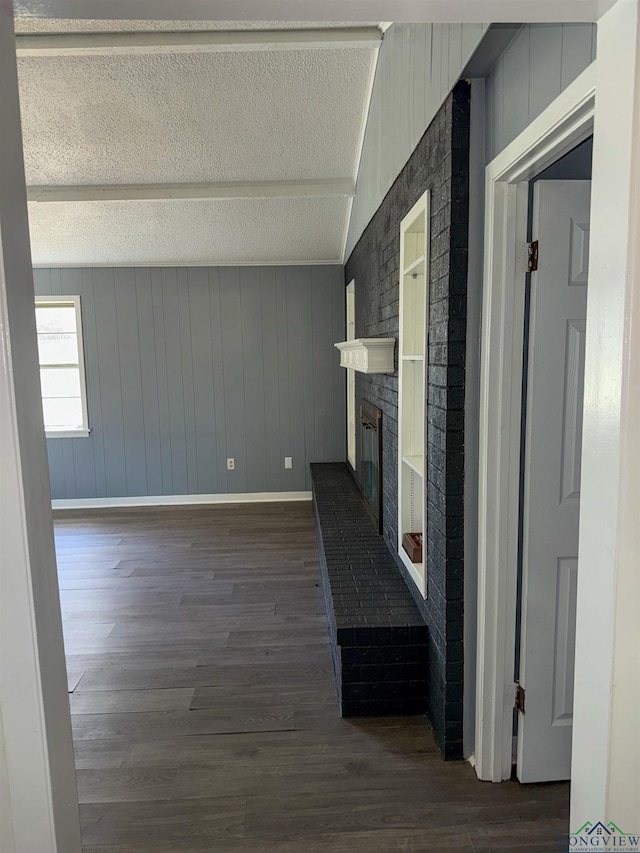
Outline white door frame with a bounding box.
[474,63,596,783]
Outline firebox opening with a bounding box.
[360,399,383,534]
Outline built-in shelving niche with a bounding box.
[398,190,429,598]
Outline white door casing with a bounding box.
[517,181,591,783]
[346,280,356,469]
[0,8,81,851]
[474,63,596,784]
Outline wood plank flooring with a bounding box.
[55,502,569,852]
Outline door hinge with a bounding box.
[515,683,526,715]
[528,240,539,272]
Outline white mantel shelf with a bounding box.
[335,338,395,374]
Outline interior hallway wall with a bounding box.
[485,23,596,162]
[33,265,345,501]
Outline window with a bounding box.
[35,296,89,437]
[346,281,356,469]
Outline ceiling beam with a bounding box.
[27,179,356,203]
[15,26,382,57]
[13,0,618,23]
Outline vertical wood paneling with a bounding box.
[49,268,63,292]
[219,267,248,494]
[284,267,306,492]
[134,267,163,496]
[62,440,75,498]
[240,267,267,493]
[93,269,127,497]
[440,25,451,97]
[161,268,188,495]
[177,268,198,494]
[33,269,63,498]
[485,23,596,161]
[275,268,291,491]
[208,267,228,493]
[67,268,97,498]
[150,268,173,494]
[35,265,344,500]
[430,25,443,114]
[502,27,530,149]
[462,23,485,61]
[46,442,66,500]
[346,23,487,259]
[301,268,316,492]
[260,267,282,493]
[330,268,346,470]
[115,268,147,496]
[311,269,336,469]
[82,268,107,497]
[561,23,595,90]
[529,24,563,121]
[32,268,52,295]
[187,267,217,494]
[490,57,504,163]
[448,24,463,83]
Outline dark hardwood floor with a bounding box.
[55,502,569,852]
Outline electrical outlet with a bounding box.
[284,457,293,469]
[227,458,235,471]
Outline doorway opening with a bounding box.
[474,64,596,784]
[513,137,593,782]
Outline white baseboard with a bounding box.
[51,491,312,510]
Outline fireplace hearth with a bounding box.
[360,399,383,533]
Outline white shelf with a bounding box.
[398,545,424,587]
[398,189,430,600]
[403,254,426,277]
[402,455,424,477]
[334,338,395,374]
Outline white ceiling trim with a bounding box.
[31,259,344,268]
[15,26,382,57]
[13,0,618,23]
[341,42,379,264]
[28,179,356,203]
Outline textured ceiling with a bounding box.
[28,197,349,266]
[18,49,374,186]
[17,22,378,265]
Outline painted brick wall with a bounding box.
[345,81,470,759]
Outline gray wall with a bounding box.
[346,22,489,258]
[34,266,345,500]
[485,23,596,161]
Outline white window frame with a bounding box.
[346,280,356,469]
[36,295,90,438]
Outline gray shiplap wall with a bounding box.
[345,22,489,258]
[485,23,596,162]
[34,266,345,500]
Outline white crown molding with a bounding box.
[15,26,382,57]
[28,179,356,204]
[31,259,343,268]
[12,1,616,24]
[343,41,379,264]
[51,491,312,510]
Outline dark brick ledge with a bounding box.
[311,462,428,717]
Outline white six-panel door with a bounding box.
[517,180,591,783]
